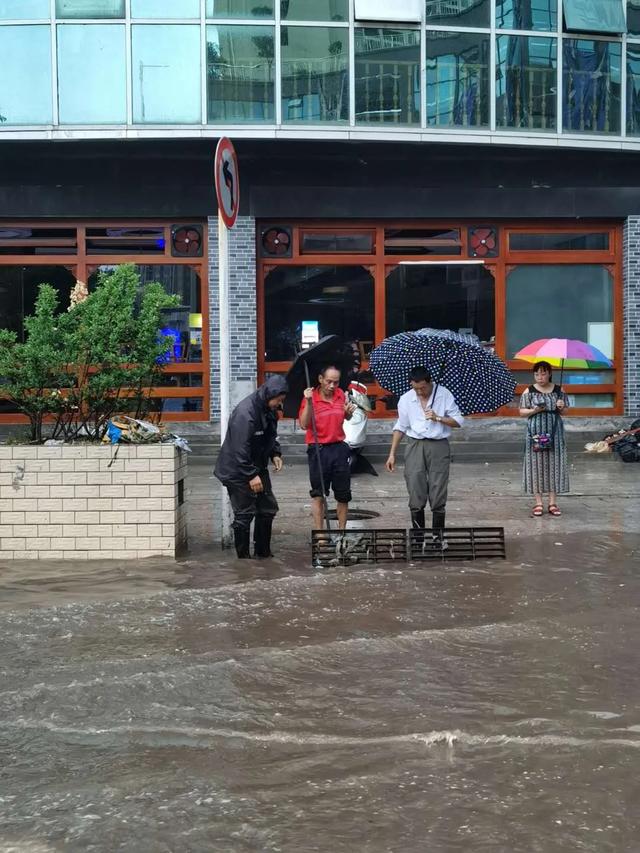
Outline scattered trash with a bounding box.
[102,416,191,453]
[44,439,65,446]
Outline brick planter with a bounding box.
[0,444,187,560]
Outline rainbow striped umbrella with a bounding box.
[515,338,612,369]
[515,337,612,385]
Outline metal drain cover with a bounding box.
[327,508,380,521]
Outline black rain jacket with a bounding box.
[214,375,288,487]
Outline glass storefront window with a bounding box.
[88,265,203,363]
[496,0,557,30]
[506,264,613,358]
[385,264,495,344]
[300,232,375,253]
[0,266,76,341]
[426,32,490,128]
[566,393,614,407]
[131,0,200,17]
[0,0,49,18]
[511,369,614,383]
[626,43,640,135]
[562,39,621,134]
[384,227,462,255]
[207,25,275,122]
[496,35,557,130]
[0,26,52,125]
[206,0,275,17]
[426,0,490,28]
[56,0,124,17]
[355,27,420,125]
[281,26,349,123]
[281,0,349,21]
[132,25,201,123]
[264,266,374,361]
[509,231,609,249]
[149,396,204,413]
[57,25,126,124]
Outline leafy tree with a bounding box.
[0,284,69,443]
[0,265,178,443]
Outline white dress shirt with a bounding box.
[393,386,464,440]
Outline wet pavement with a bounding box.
[1,457,639,852]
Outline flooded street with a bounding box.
[1,462,639,852]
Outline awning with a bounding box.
[563,0,627,33]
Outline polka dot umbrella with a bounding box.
[369,328,516,415]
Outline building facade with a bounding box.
[0,0,639,421]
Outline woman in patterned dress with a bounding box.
[519,361,570,517]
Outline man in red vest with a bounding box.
[299,365,356,530]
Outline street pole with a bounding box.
[218,211,232,547]
[215,137,239,550]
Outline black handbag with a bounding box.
[527,386,561,452]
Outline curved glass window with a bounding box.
[626,43,640,134]
[355,27,420,124]
[56,0,124,17]
[132,25,201,123]
[426,0,490,28]
[496,35,557,130]
[629,0,640,36]
[281,0,349,21]
[57,25,126,124]
[426,31,490,127]
[0,25,52,125]
[132,0,200,17]
[0,0,49,19]
[206,0,275,16]
[281,26,349,123]
[207,25,275,122]
[562,39,621,134]
[496,0,557,29]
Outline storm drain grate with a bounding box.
[326,508,381,521]
[311,527,505,566]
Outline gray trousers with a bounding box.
[403,437,451,513]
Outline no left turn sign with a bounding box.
[214,137,239,229]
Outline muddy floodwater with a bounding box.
[1,521,639,853]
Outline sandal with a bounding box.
[548,504,562,517]
[532,505,544,517]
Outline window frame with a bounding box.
[258,219,623,417]
[0,219,210,423]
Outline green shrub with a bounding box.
[0,264,178,443]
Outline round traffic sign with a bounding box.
[214,137,240,229]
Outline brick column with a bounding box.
[623,217,640,416]
[208,215,258,420]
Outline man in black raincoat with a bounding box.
[214,376,288,559]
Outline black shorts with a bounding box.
[307,441,352,503]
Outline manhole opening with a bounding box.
[327,508,380,520]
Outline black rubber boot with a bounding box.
[233,526,251,559]
[411,508,425,553]
[432,511,448,550]
[254,516,274,559]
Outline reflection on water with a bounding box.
[1,531,639,852]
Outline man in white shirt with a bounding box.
[385,366,464,546]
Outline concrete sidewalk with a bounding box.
[187,452,640,557]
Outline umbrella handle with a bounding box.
[303,360,331,532]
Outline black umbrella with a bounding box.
[284,336,357,533]
[283,336,356,418]
[369,328,515,415]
